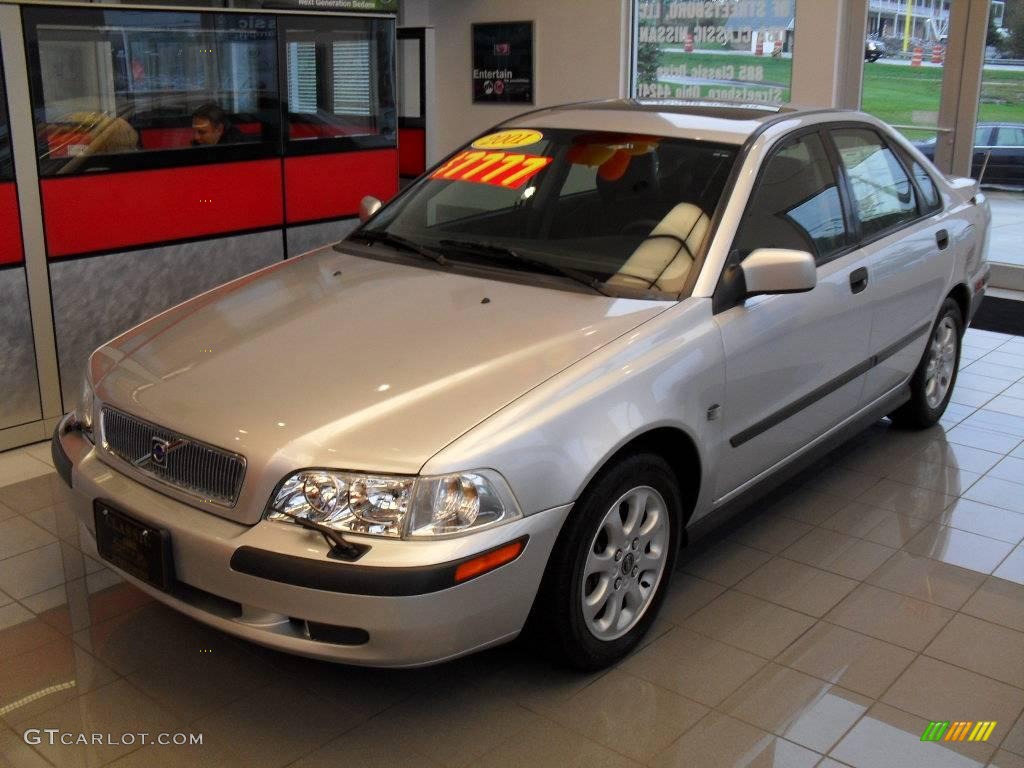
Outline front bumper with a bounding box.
[54,416,570,666]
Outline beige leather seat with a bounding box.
[607,202,710,293]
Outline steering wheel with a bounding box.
[619,219,661,237]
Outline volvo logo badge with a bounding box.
[134,436,185,468]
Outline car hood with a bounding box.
[91,246,669,522]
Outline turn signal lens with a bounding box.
[453,539,526,583]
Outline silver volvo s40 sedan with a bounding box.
[54,101,990,669]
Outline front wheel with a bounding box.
[531,453,681,670]
[889,297,962,429]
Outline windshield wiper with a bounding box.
[438,239,613,297]
[355,230,449,266]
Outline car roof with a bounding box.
[500,99,830,146]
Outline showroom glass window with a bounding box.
[23,7,280,175]
[732,132,849,264]
[0,52,12,182]
[831,128,918,239]
[282,16,396,152]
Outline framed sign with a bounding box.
[471,21,534,104]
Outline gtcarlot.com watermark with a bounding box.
[24,729,203,747]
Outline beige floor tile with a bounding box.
[35,578,152,636]
[105,740,241,768]
[882,657,1024,739]
[684,590,816,659]
[965,409,1024,435]
[194,680,370,768]
[865,551,987,610]
[30,678,185,768]
[856,478,955,518]
[776,621,916,699]
[863,511,937,548]
[0,516,56,561]
[282,719,447,768]
[1003,712,1024,757]
[946,426,1022,455]
[649,711,821,768]
[764,487,851,526]
[962,577,1024,633]
[995,546,1024,586]
[621,626,765,706]
[660,573,726,624]
[803,466,881,499]
[964,477,1024,515]
[963,362,1024,383]
[988,456,1024,486]
[475,718,640,768]
[910,440,1004,474]
[904,524,1015,575]
[956,372,1012,395]
[990,750,1024,768]
[0,637,118,727]
[831,702,993,768]
[681,541,773,587]
[950,386,997,408]
[925,614,1024,689]
[730,515,815,554]
[0,725,52,768]
[0,541,83,600]
[781,529,896,580]
[822,502,915,539]
[543,669,708,763]
[736,558,858,617]
[0,472,64,514]
[825,583,954,651]
[461,657,608,718]
[888,460,982,497]
[25,501,84,546]
[721,664,870,754]
[0,452,55,488]
[935,499,1024,545]
[0,503,17,523]
[0,605,64,659]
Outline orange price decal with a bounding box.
[431,150,553,189]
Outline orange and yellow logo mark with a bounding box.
[921,721,997,742]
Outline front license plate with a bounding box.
[93,501,174,590]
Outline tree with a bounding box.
[636,42,660,88]
[1006,0,1024,57]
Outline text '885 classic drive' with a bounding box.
[54,101,989,669]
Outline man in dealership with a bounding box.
[191,103,241,146]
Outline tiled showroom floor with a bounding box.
[3,327,1024,768]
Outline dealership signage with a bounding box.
[634,0,794,105]
[263,0,397,11]
[472,22,534,104]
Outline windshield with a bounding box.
[353,128,737,297]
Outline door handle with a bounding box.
[849,267,869,294]
[936,229,949,250]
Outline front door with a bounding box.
[713,129,874,501]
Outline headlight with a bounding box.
[265,469,520,539]
[77,375,96,439]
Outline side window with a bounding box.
[975,125,994,146]
[283,17,396,151]
[832,128,918,239]
[910,160,940,212]
[996,126,1024,147]
[24,7,279,175]
[733,132,848,264]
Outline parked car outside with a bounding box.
[54,101,990,670]
[915,122,1024,187]
[865,38,887,61]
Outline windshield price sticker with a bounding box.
[431,150,553,189]
[471,129,544,150]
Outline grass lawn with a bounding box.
[652,51,1024,139]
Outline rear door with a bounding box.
[713,129,874,500]
[987,125,1024,186]
[828,127,951,406]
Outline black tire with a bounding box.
[889,297,963,429]
[529,453,682,670]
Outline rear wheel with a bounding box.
[532,453,681,670]
[889,297,962,429]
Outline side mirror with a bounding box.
[740,248,816,297]
[359,195,382,223]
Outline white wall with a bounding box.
[404,0,631,162]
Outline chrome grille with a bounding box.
[101,407,246,506]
